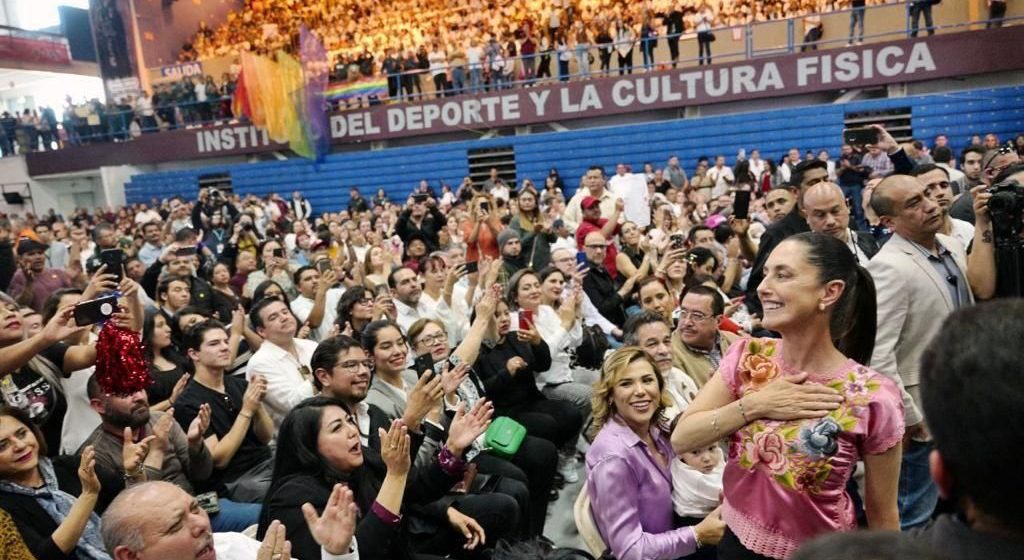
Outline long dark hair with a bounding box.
[335,286,371,336]
[142,310,190,372]
[259,397,383,538]
[790,232,877,364]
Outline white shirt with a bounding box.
[466,46,483,68]
[394,298,454,336]
[748,157,766,180]
[662,366,700,421]
[530,305,583,388]
[949,218,975,251]
[707,165,735,198]
[291,288,345,341]
[135,209,162,224]
[61,365,102,455]
[213,531,359,560]
[246,338,319,432]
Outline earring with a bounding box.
[818,302,826,311]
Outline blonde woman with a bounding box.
[362,245,392,290]
[586,347,725,560]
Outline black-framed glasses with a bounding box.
[416,332,448,346]
[334,360,374,373]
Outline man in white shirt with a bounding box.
[911,164,975,249]
[290,264,344,341]
[389,266,454,334]
[931,145,967,194]
[137,221,165,268]
[246,298,319,431]
[135,205,162,225]
[101,481,359,560]
[748,149,767,181]
[623,311,698,419]
[707,155,735,197]
[550,247,622,342]
[563,166,622,232]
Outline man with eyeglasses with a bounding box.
[311,335,379,447]
[580,231,637,328]
[175,320,275,504]
[246,297,320,432]
[549,247,623,342]
[670,285,738,389]
[910,164,975,249]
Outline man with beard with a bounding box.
[950,146,1019,225]
[389,266,453,334]
[574,195,625,279]
[910,164,975,249]
[496,229,527,284]
[7,238,73,311]
[79,375,256,532]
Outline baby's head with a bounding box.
[680,444,721,474]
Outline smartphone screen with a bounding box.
[734,190,751,220]
[374,284,390,298]
[272,248,286,259]
[519,309,533,331]
[576,251,588,268]
[508,311,520,332]
[670,234,686,250]
[175,246,198,257]
[100,249,125,282]
[73,294,118,326]
[843,127,878,146]
[464,261,479,274]
[480,201,490,213]
[414,352,436,380]
[317,260,332,273]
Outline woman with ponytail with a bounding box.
[672,232,904,560]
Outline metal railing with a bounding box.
[10,3,1022,153]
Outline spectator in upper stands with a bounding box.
[246,298,318,431]
[174,320,274,504]
[911,300,1024,559]
[988,0,1008,28]
[849,0,866,45]
[909,0,936,37]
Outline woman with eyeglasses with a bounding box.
[334,287,395,340]
[672,233,903,559]
[406,289,558,538]
[260,395,501,560]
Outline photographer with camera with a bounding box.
[974,164,1024,299]
[192,187,240,234]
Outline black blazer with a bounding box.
[473,337,552,412]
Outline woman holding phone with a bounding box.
[243,239,298,300]
[462,193,503,263]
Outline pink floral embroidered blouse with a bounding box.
[718,338,904,559]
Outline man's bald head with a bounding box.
[802,182,850,240]
[583,231,609,265]
[871,174,943,240]
[102,481,214,560]
[871,175,920,219]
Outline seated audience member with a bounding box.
[673,233,903,559]
[102,481,358,560]
[81,373,262,532]
[142,245,233,322]
[506,269,589,473]
[636,276,676,325]
[335,286,397,340]
[671,285,740,387]
[388,266,454,334]
[0,292,98,455]
[580,232,636,328]
[246,298,318,431]
[260,396,507,560]
[548,247,623,340]
[405,299,558,537]
[142,311,191,411]
[153,274,192,323]
[623,311,699,420]
[0,406,108,560]
[586,347,725,560]
[472,299,583,479]
[911,300,1024,559]
[244,239,299,300]
[290,264,343,342]
[0,508,37,560]
[174,320,274,503]
[495,229,528,284]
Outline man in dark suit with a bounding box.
[801,182,880,263]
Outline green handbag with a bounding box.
[483,416,527,459]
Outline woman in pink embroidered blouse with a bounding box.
[672,233,904,559]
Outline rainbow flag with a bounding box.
[324,77,389,102]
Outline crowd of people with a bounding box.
[0,122,1021,560]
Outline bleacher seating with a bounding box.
[124,85,1024,210]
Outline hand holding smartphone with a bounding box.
[73,294,119,326]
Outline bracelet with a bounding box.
[693,527,704,549]
[123,465,144,480]
[738,397,750,424]
[238,412,253,421]
[711,410,721,439]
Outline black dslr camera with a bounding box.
[987,179,1024,245]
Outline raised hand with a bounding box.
[403,373,444,428]
[447,507,486,550]
[302,484,358,556]
[122,428,156,475]
[187,403,212,450]
[41,304,89,344]
[152,408,176,450]
[78,446,101,496]
[446,399,494,457]
[169,374,191,407]
[242,375,268,415]
[379,419,411,476]
[257,520,292,560]
[441,361,470,397]
[516,320,542,346]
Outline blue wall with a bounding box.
[125,85,1024,209]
